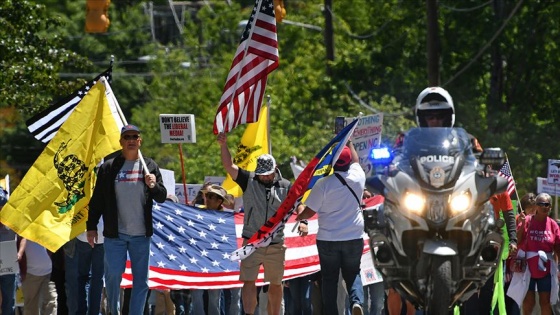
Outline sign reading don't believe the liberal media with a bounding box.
[159,114,196,144]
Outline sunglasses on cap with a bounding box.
[122,135,140,140]
[537,202,551,207]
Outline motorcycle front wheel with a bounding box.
[427,256,453,315]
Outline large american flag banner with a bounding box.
[121,201,320,289]
[213,0,278,134]
[498,160,515,196]
[26,67,113,143]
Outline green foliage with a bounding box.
[0,0,90,113]
[2,0,560,197]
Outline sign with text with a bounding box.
[548,159,560,184]
[159,114,196,144]
[0,240,19,275]
[340,114,384,176]
[537,177,560,197]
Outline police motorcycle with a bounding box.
[364,127,508,314]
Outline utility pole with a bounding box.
[426,0,440,86]
[324,0,334,76]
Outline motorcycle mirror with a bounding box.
[479,148,505,167]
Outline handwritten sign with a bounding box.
[343,114,384,176]
[159,114,196,144]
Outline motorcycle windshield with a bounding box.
[398,127,477,186]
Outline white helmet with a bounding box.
[415,86,455,127]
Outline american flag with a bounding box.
[213,0,278,134]
[498,161,516,196]
[26,67,112,143]
[121,201,320,289]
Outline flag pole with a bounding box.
[100,77,155,188]
[219,0,265,134]
[505,154,521,212]
[266,95,271,155]
[178,143,188,204]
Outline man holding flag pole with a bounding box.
[217,132,293,315]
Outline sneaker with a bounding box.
[352,303,364,315]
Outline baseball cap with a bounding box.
[121,124,141,135]
[255,154,277,175]
[335,146,352,167]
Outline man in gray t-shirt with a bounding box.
[87,124,167,315]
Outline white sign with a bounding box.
[345,114,384,176]
[175,183,202,204]
[360,237,383,285]
[548,159,560,184]
[160,168,176,198]
[537,177,560,197]
[0,240,19,275]
[159,114,196,144]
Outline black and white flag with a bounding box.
[26,67,112,143]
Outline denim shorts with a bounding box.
[528,273,552,292]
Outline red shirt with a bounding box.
[490,192,513,219]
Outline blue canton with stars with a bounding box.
[151,201,239,273]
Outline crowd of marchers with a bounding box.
[2,87,560,315]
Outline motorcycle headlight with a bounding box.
[449,192,471,213]
[403,192,425,213]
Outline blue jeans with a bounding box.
[104,234,151,315]
[317,239,364,315]
[288,275,313,315]
[191,289,222,315]
[363,282,384,315]
[66,239,104,315]
[224,288,241,315]
[0,274,15,315]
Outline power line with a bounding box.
[344,82,409,117]
[443,0,524,87]
[440,0,493,13]
[327,6,393,40]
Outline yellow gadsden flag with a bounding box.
[222,104,269,197]
[0,81,121,252]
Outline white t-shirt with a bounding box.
[25,240,52,276]
[305,163,365,241]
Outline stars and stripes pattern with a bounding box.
[498,161,516,196]
[121,201,321,289]
[213,0,278,134]
[26,67,112,143]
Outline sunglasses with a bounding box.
[122,134,140,140]
[424,114,445,121]
[537,202,551,207]
[205,193,222,200]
